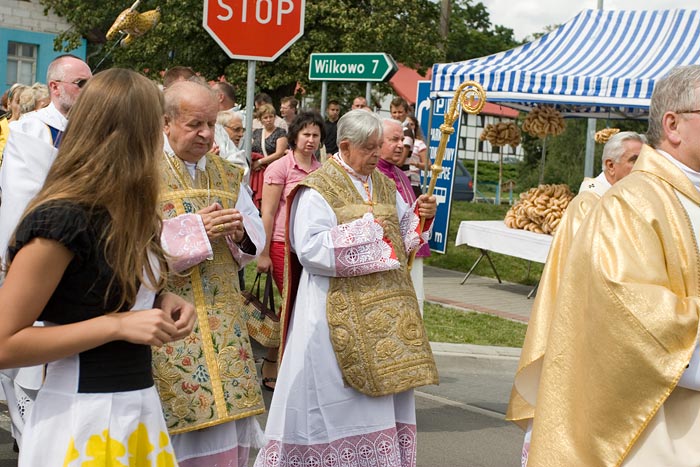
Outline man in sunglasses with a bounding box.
[0,53,91,449]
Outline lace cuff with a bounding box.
[331,213,400,277]
[399,202,433,254]
[161,214,213,273]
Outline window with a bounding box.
[6,42,37,86]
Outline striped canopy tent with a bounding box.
[431,9,700,119]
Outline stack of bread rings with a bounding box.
[522,106,566,139]
[504,184,574,235]
[594,127,620,144]
[479,121,522,147]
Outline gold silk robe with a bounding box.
[507,175,610,428]
[527,145,700,467]
[154,154,264,435]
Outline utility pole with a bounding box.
[439,0,451,55]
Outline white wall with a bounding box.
[0,0,73,33]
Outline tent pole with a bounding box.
[497,145,503,205]
[539,136,547,185]
[584,118,596,177]
[473,150,479,203]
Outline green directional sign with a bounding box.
[309,53,399,82]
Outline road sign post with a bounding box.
[203,0,306,165]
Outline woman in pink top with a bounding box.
[257,110,325,391]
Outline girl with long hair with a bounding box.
[0,68,195,465]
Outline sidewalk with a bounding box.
[424,265,534,323]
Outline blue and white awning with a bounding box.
[431,9,700,118]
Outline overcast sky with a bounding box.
[481,0,699,41]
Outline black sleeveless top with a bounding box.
[8,201,153,393]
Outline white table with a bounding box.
[455,220,553,295]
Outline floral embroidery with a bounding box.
[155,154,264,433]
[192,364,210,383]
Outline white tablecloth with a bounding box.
[455,220,553,263]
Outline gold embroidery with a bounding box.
[300,161,439,397]
[154,154,264,434]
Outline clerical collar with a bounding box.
[163,135,207,181]
[657,149,700,192]
[332,153,374,211]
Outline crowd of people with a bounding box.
[0,56,437,467]
[4,53,700,467]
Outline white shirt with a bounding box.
[0,103,67,269]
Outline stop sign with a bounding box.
[203,0,305,62]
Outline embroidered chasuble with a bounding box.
[507,174,610,428]
[291,159,438,397]
[154,154,264,434]
[527,145,700,467]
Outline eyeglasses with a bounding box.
[677,109,700,115]
[55,78,89,89]
[226,125,245,132]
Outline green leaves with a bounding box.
[40,0,518,108]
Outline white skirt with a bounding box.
[254,271,418,467]
[19,354,178,467]
[172,417,264,467]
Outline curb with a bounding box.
[430,341,521,359]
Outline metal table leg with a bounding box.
[527,281,540,299]
[461,249,502,285]
[484,250,502,284]
[461,252,485,284]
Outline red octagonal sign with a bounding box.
[203,0,306,62]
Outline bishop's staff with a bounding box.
[407,80,486,270]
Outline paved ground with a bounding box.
[0,266,533,466]
[424,265,534,322]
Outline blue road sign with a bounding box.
[415,81,461,254]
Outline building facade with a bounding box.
[0,0,87,94]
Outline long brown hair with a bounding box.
[19,68,167,310]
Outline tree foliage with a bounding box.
[40,0,517,107]
[445,0,519,62]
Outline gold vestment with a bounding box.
[507,177,607,428]
[296,159,438,397]
[528,145,700,467]
[154,154,264,434]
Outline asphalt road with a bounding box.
[0,349,523,467]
